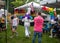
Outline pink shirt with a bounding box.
[34,16,44,32]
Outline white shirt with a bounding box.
[12,17,18,26]
[22,17,30,26]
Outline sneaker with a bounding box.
[54,35,57,37]
[49,36,53,38]
[16,32,18,36]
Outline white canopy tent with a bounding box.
[14,2,42,9]
[14,2,53,21]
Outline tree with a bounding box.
[8,0,37,14]
[11,0,24,8]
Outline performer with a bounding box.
[22,13,31,38]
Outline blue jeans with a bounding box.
[32,31,42,43]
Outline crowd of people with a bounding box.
[9,12,44,43]
[0,3,60,43]
[8,11,60,43]
[43,16,60,38]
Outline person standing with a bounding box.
[0,6,5,32]
[1,17,6,31]
[10,15,19,38]
[22,14,31,38]
[32,12,44,43]
[55,20,60,38]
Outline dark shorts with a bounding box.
[12,26,17,29]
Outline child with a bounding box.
[10,15,19,38]
[43,21,49,33]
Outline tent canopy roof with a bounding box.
[15,2,41,9]
[43,2,60,8]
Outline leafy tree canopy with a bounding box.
[11,0,24,8]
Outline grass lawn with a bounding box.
[0,24,60,43]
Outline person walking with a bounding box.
[10,15,19,38]
[22,14,31,38]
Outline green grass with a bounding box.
[0,24,60,43]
